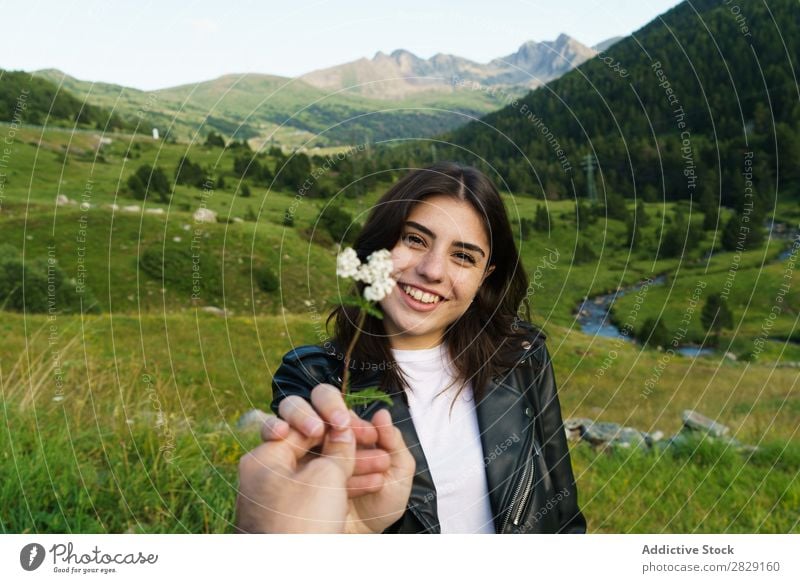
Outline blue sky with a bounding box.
[0,0,682,90]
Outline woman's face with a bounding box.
[380,194,495,350]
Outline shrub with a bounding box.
[0,245,99,314]
[573,241,597,264]
[128,165,171,203]
[639,317,671,349]
[254,266,279,293]
[318,206,357,243]
[139,244,221,299]
[205,131,226,148]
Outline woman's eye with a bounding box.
[454,252,477,265]
[404,233,425,246]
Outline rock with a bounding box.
[56,194,72,206]
[237,409,270,431]
[581,421,620,444]
[233,217,244,223]
[724,351,738,361]
[145,207,165,215]
[681,410,730,438]
[193,208,217,223]
[200,306,227,317]
[122,205,141,213]
[644,430,664,447]
[109,203,119,211]
[563,418,592,441]
[582,421,648,449]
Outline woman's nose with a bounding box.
[416,249,445,282]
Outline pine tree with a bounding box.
[701,293,733,344]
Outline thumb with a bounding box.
[319,427,356,480]
[373,409,415,474]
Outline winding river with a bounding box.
[574,223,799,357]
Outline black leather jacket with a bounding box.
[270,325,587,534]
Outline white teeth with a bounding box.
[403,285,441,304]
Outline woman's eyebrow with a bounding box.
[405,220,486,258]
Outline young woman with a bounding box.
[261,162,585,534]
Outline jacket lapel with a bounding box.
[350,372,441,533]
[476,374,531,532]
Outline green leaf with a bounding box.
[362,301,384,320]
[344,387,393,409]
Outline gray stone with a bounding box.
[193,208,217,223]
[643,430,664,447]
[681,409,730,438]
[563,417,593,442]
[200,306,227,317]
[582,421,648,449]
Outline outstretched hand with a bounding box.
[344,407,415,534]
[255,384,415,533]
[236,417,356,533]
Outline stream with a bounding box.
[575,223,799,358]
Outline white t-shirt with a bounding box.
[391,343,495,534]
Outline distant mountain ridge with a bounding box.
[26,33,603,146]
[300,33,597,98]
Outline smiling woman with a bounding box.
[238,162,586,534]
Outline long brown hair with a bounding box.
[327,162,532,402]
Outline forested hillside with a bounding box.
[388,0,799,218]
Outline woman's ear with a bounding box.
[482,264,495,283]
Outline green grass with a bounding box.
[1,313,798,533]
[572,435,800,533]
[1,126,798,533]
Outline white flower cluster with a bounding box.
[336,247,361,279]
[336,247,397,302]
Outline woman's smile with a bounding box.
[379,194,494,349]
[397,281,446,311]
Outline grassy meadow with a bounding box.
[0,125,798,533]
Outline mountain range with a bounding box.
[300,33,598,98]
[24,33,608,147]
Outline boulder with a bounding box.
[681,410,730,438]
[200,306,227,317]
[582,421,648,449]
[193,208,217,223]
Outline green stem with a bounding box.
[341,308,366,400]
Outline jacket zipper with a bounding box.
[501,430,538,531]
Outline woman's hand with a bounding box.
[344,408,415,534]
[274,385,395,497]
[267,384,415,533]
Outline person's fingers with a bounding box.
[350,410,378,446]
[260,415,290,442]
[346,473,385,497]
[245,425,325,472]
[373,409,415,473]
[278,395,325,437]
[310,384,351,431]
[317,426,356,480]
[353,447,391,475]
